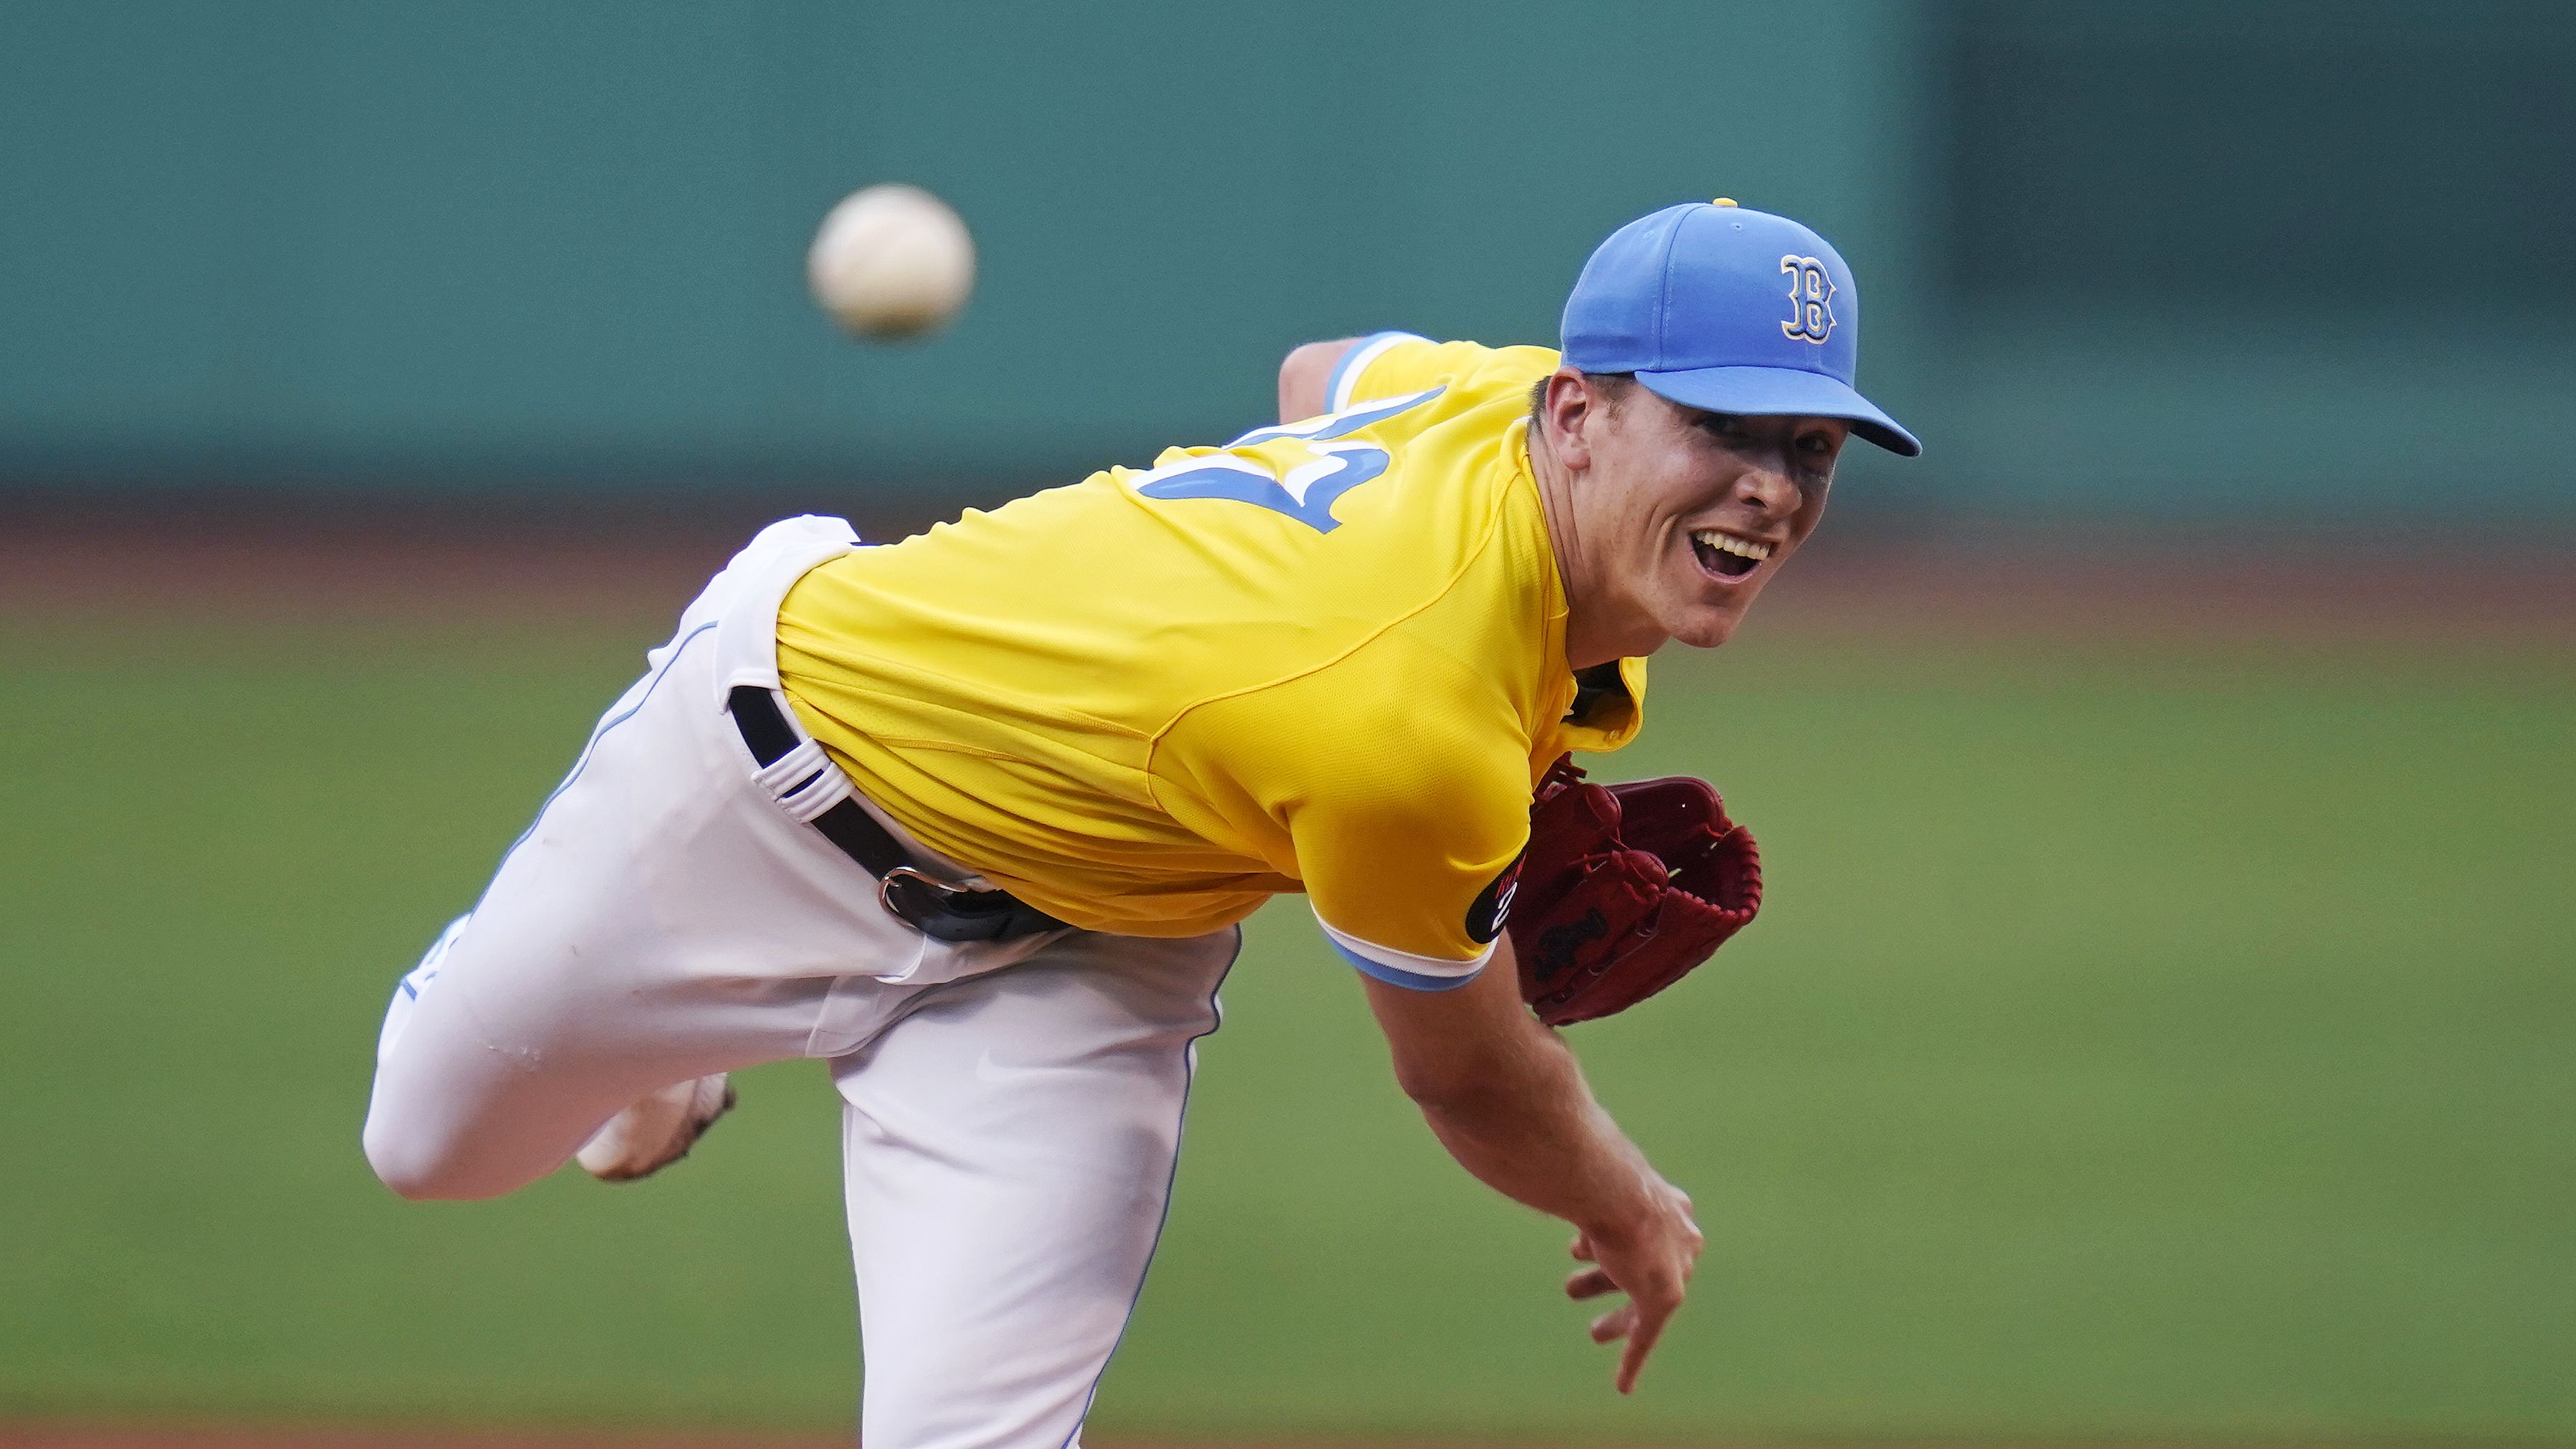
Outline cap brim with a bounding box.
[1634,365,1920,457]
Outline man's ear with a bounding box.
[1538,369,1598,474]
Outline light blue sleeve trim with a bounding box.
[1311,906,1489,990]
[1326,935,1484,991]
[1324,330,1428,414]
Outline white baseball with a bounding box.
[806,184,976,339]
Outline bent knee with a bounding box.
[362,1108,518,1202]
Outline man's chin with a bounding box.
[1665,604,1746,650]
[1662,563,1763,649]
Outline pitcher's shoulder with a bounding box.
[1329,334,1562,415]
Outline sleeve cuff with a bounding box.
[1325,331,1427,413]
[1313,907,1488,992]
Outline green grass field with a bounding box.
[2,615,2569,1441]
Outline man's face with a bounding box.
[1559,379,1846,651]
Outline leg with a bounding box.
[361,903,692,1200]
[361,614,911,1200]
[836,926,1240,1449]
[357,652,772,1197]
[362,901,760,1200]
[360,630,733,1199]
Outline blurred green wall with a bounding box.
[3,1,2569,517]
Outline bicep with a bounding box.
[1165,649,1531,985]
[1290,740,1529,986]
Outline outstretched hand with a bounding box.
[1357,958,1703,1395]
[1564,1179,1703,1392]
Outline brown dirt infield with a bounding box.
[4,496,2571,647]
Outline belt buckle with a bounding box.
[879,865,1013,943]
[878,865,952,924]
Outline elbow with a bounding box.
[1387,995,1569,1116]
[1390,1046,1502,1115]
[1280,340,1341,388]
[1278,340,1349,422]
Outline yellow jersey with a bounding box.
[775,334,1647,987]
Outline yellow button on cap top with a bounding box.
[1710,197,1738,206]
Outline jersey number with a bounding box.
[1131,386,1443,533]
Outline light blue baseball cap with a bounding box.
[1561,200,1920,456]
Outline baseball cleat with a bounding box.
[575,1073,736,1182]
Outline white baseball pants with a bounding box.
[360,517,1240,1449]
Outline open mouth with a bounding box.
[1689,527,1771,580]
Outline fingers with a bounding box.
[1571,1182,1699,1393]
[1564,1266,1617,1299]
[1580,1259,1686,1392]
[1616,1299,1675,1395]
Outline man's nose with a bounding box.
[1733,457,1801,520]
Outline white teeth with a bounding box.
[1690,528,1772,560]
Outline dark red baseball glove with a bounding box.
[1506,755,1762,1026]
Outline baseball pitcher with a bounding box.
[361,200,1918,1446]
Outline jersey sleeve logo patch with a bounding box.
[1779,255,1837,343]
[1465,852,1524,945]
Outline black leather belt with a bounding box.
[728,686,1068,944]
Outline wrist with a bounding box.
[1570,1159,1667,1241]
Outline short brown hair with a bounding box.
[1528,370,1635,421]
